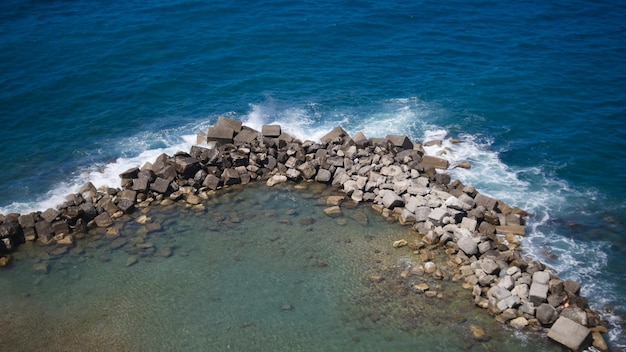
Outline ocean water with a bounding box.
[1,0,625,349]
[0,183,563,351]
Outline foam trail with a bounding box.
[0,131,197,215]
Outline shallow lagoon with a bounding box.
[0,183,561,351]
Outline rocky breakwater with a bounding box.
[0,116,611,351]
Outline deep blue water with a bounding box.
[1,0,625,348]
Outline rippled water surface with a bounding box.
[0,183,561,351]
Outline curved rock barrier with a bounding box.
[0,117,610,351]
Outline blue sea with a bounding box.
[1,0,625,350]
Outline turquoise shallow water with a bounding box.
[1,0,625,348]
[0,183,560,351]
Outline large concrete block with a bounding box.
[320,126,349,144]
[421,155,449,170]
[207,125,235,144]
[386,134,413,150]
[529,282,549,305]
[547,316,592,352]
[262,124,281,138]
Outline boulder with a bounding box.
[536,303,558,325]
[150,177,171,194]
[262,125,281,138]
[324,206,342,217]
[352,132,369,147]
[547,316,592,352]
[381,191,404,209]
[172,155,201,179]
[421,155,449,170]
[222,168,241,185]
[315,168,332,183]
[320,126,349,144]
[297,161,317,179]
[215,116,242,133]
[386,134,413,150]
[427,207,448,226]
[266,175,287,187]
[496,224,526,236]
[41,208,60,223]
[529,282,549,306]
[457,236,478,256]
[564,279,581,295]
[203,174,221,190]
[474,193,498,211]
[94,212,113,228]
[117,199,135,214]
[18,213,36,229]
[34,221,54,244]
[532,271,551,285]
[233,126,260,143]
[206,125,234,144]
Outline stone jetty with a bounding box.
[0,117,610,351]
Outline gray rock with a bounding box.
[498,275,515,291]
[207,125,234,144]
[460,217,477,231]
[457,236,478,256]
[480,258,500,275]
[564,279,581,295]
[532,271,551,285]
[150,177,171,194]
[117,199,135,214]
[399,209,417,225]
[474,193,498,211]
[262,124,281,138]
[94,212,113,228]
[286,168,301,180]
[215,116,242,133]
[222,168,241,185]
[315,168,332,183]
[549,278,564,295]
[428,207,449,226]
[41,208,60,223]
[233,126,260,143]
[547,316,592,352]
[381,191,404,209]
[203,174,221,190]
[414,206,432,223]
[386,134,413,150]
[536,303,559,325]
[513,284,529,300]
[560,307,588,327]
[529,282,549,305]
[421,155,449,170]
[18,213,36,229]
[320,126,349,144]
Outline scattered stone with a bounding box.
[369,275,384,283]
[94,212,113,227]
[392,239,408,248]
[326,195,345,206]
[413,283,429,293]
[137,215,151,224]
[323,206,342,217]
[469,325,491,342]
[536,303,559,326]
[126,256,138,267]
[509,317,529,329]
[266,174,288,187]
[0,256,10,267]
[591,331,609,351]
